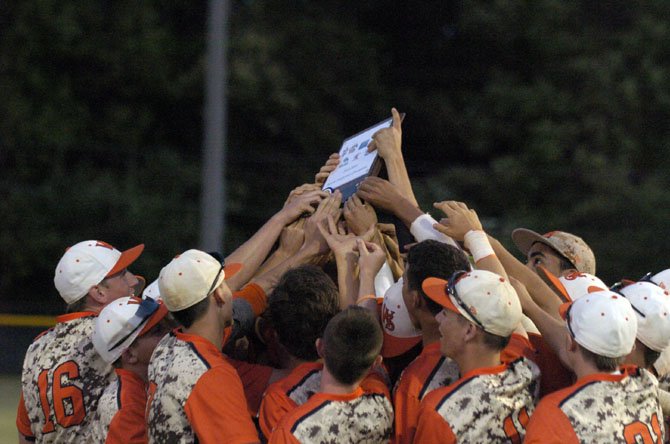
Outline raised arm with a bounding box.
[368,108,418,206]
[486,236,564,319]
[225,188,327,291]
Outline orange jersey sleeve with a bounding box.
[185,366,259,444]
[528,333,574,397]
[413,403,457,444]
[501,333,535,363]
[105,371,148,444]
[268,423,301,444]
[234,283,267,317]
[16,392,33,438]
[258,386,298,441]
[227,358,274,416]
[524,394,579,444]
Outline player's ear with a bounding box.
[121,345,139,365]
[463,322,478,342]
[373,355,383,368]
[88,285,106,304]
[315,338,325,359]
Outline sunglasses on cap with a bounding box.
[108,297,161,352]
[445,270,487,332]
[205,251,226,299]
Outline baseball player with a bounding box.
[524,291,664,442]
[414,270,540,443]
[146,249,259,444]
[89,295,170,444]
[257,265,341,440]
[511,228,596,277]
[269,306,393,444]
[17,240,144,444]
[390,240,470,444]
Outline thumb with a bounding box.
[391,107,403,130]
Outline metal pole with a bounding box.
[200,0,230,252]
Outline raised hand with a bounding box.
[278,188,328,224]
[356,239,386,278]
[303,191,342,254]
[343,194,378,237]
[314,153,341,185]
[432,201,483,242]
[355,177,403,214]
[368,108,403,160]
[277,219,305,256]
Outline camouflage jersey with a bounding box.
[18,312,114,443]
[525,366,664,443]
[146,329,258,444]
[89,368,148,444]
[268,385,394,444]
[392,341,460,444]
[258,361,391,440]
[414,357,540,443]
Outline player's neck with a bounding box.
[185,306,226,351]
[624,340,646,369]
[319,367,359,395]
[419,312,440,346]
[455,347,501,376]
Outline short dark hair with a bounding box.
[66,296,89,314]
[453,311,511,351]
[642,344,661,369]
[406,240,471,315]
[266,265,340,361]
[579,345,624,372]
[171,296,211,328]
[322,306,383,385]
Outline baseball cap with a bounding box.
[619,282,670,352]
[512,229,596,275]
[537,266,607,302]
[651,269,670,290]
[143,279,161,300]
[380,278,422,358]
[93,296,168,363]
[54,240,145,304]
[559,291,637,358]
[422,270,522,337]
[158,249,241,312]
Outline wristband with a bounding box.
[464,230,495,263]
[356,295,377,305]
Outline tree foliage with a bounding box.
[2,0,670,313]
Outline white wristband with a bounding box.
[464,230,495,263]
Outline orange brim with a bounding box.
[224,263,242,280]
[537,265,572,303]
[107,244,145,276]
[422,277,462,316]
[139,301,169,336]
[381,331,422,358]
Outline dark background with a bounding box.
[2,0,670,316]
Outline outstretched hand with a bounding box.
[314,153,341,185]
[303,191,342,254]
[432,201,483,242]
[344,195,378,236]
[279,188,328,224]
[355,177,402,214]
[356,239,386,278]
[368,108,403,160]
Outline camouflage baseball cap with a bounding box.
[512,229,596,275]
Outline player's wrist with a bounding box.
[464,230,495,263]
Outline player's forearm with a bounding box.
[522,298,570,366]
[390,195,424,229]
[334,253,359,308]
[488,236,562,316]
[249,242,321,295]
[225,214,287,291]
[384,154,419,207]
